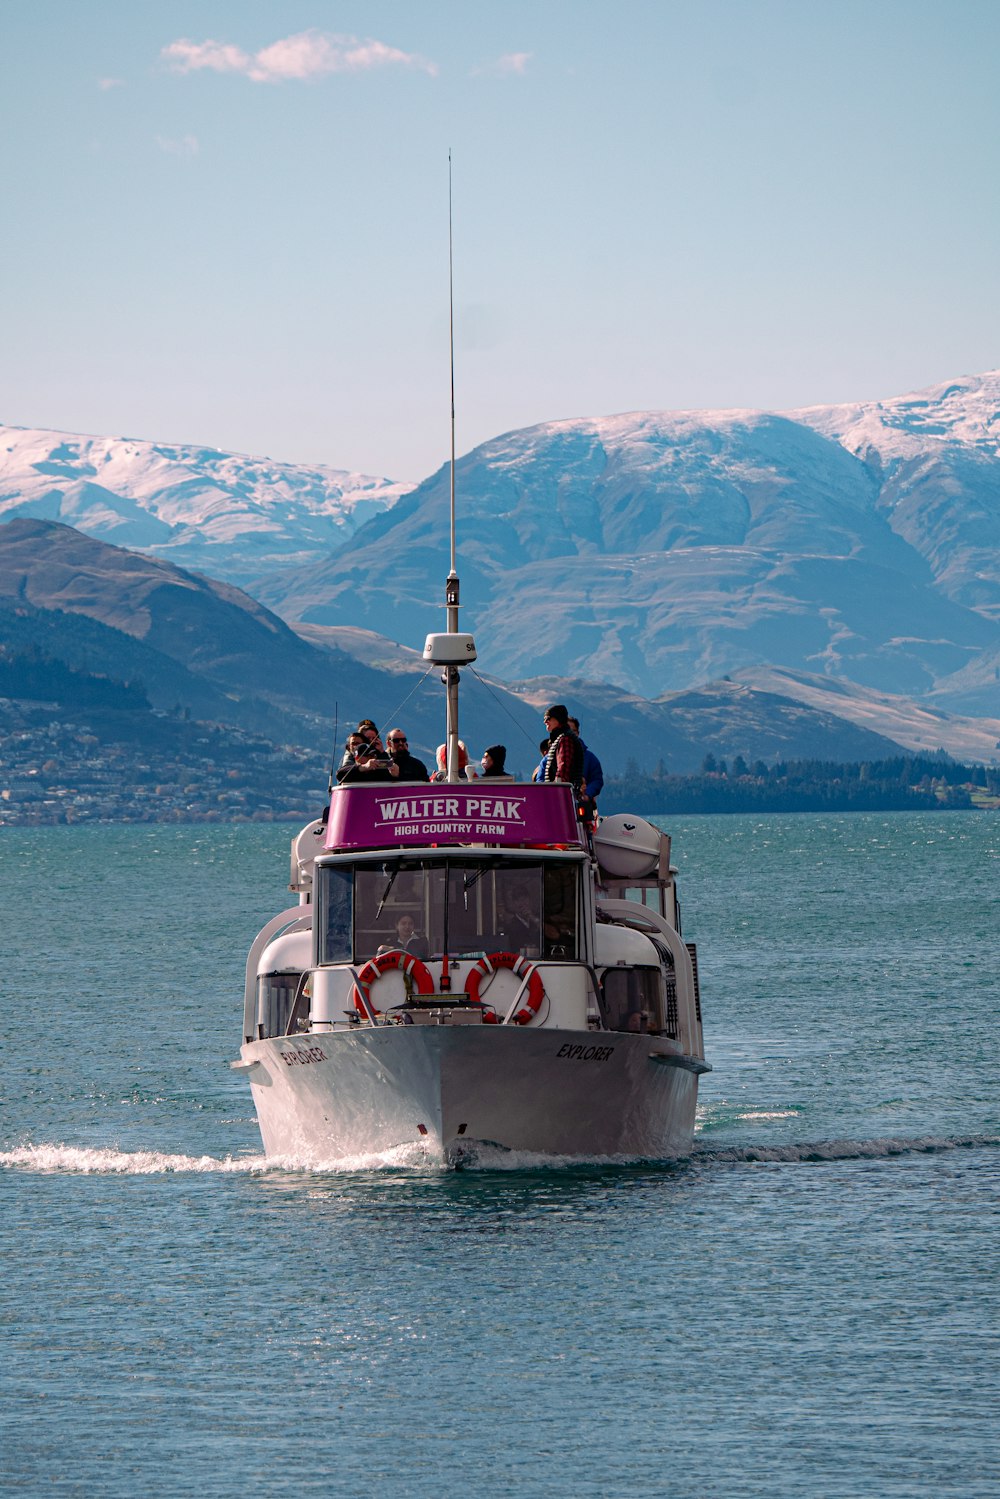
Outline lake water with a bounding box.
[1,813,997,1497]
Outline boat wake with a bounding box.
[2,1133,996,1175]
[0,1144,272,1175]
[0,1140,449,1176]
[692,1133,999,1164]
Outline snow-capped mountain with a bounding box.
[251,371,1000,710]
[793,371,1000,460]
[0,425,411,588]
[791,372,1000,621]
[3,373,999,715]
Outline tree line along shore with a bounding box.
[599,754,1000,815]
[2,693,998,826]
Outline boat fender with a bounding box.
[351,949,435,1014]
[464,951,545,1025]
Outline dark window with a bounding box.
[257,971,299,1039]
[316,857,579,964]
[317,865,353,963]
[603,966,670,1035]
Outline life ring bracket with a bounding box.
[464,951,546,1025]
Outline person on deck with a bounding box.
[538,705,584,788]
[342,722,394,780]
[479,744,514,780]
[336,732,371,783]
[530,738,548,783]
[430,741,477,781]
[568,717,604,802]
[385,729,429,782]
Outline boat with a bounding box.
[235,698,710,1164]
[233,165,709,1165]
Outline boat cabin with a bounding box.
[245,780,702,1059]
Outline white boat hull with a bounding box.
[241,1025,703,1165]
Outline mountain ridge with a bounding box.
[1,518,949,776]
[0,424,409,589]
[247,370,1000,706]
[3,370,999,731]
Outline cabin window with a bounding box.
[315,857,580,964]
[317,865,353,963]
[602,965,669,1036]
[257,971,299,1039]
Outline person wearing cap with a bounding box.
[480,744,514,780]
[539,704,584,788]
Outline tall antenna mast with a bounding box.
[448,148,457,587]
[444,149,462,780]
[422,152,476,781]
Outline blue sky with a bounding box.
[2,0,998,481]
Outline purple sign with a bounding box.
[325,782,583,852]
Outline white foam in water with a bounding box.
[449,1144,652,1171]
[0,1140,451,1176]
[694,1134,999,1164]
[3,1134,996,1176]
[0,1144,272,1175]
[735,1110,800,1121]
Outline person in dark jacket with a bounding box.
[568,717,604,801]
[336,731,371,783]
[393,912,429,958]
[480,744,513,779]
[337,723,395,781]
[385,728,430,782]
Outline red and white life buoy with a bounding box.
[351,949,435,1014]
[464,951,546,1025]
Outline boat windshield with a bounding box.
[316,856,580,965]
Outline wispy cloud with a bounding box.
[162,29,437,83]
[472,52,533,78]
[155,134,200,157]
[98,76,124,91]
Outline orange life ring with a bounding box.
[464,951,545,1025]
[351,949,434,1014]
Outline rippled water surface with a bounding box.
[1,814,997,1497]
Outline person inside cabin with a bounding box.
[624,1010,648,1033]
[501,882,541,954]
[479,744,514,780]
[430,740,477,781]
[393,912,429,959]
[567,718,604,802]
[538,705,584,789]
[385,728,430,782]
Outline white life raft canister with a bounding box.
[592,814,662,878]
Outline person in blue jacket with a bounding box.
[568,717,604,801]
